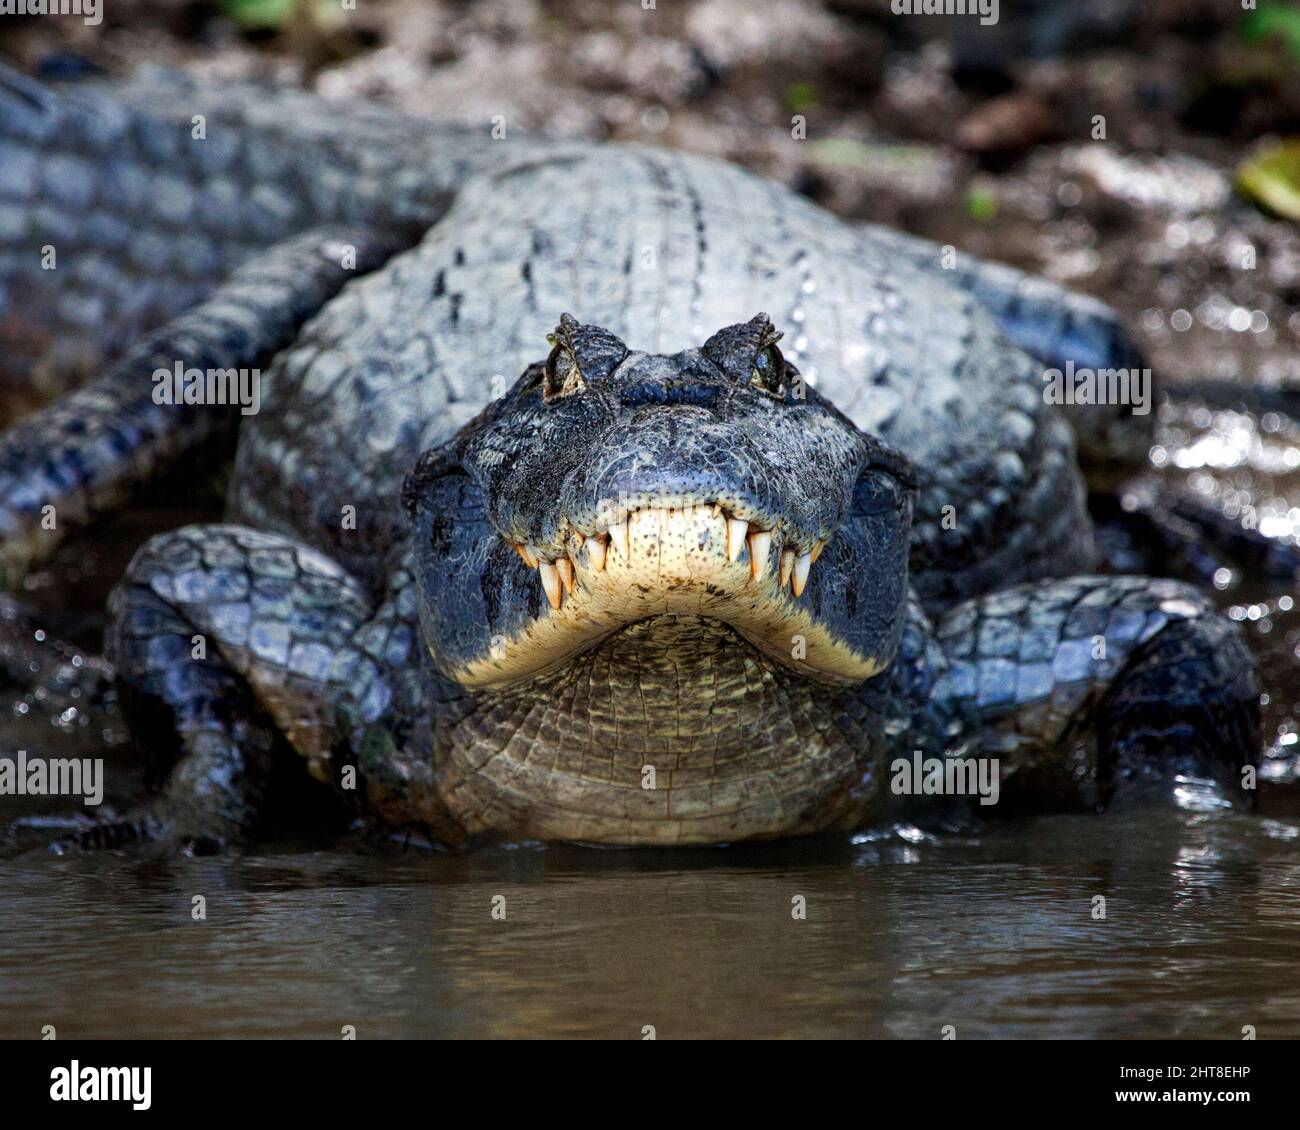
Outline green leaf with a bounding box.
[1240,3,1300,61]
[785,83,819,113]
[964,186,998,221]
[1236,141,1300,220]
[222,0,297,32]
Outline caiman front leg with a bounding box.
[81,524,442,851]
[930,575,1260,812]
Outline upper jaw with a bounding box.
[499,494,832,613]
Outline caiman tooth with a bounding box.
[779,548,795,589]
[555,555,575,595]
[747,530,772,579]
[811,539,825,564]
[711,502,723,519]
[791,551,812,597]
[538,561,562,610]
[587,535,608,572]
[609,516,631,561]
[726,517,749,562]
[522,544,540,569]
[512,543,533,568]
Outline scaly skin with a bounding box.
[0,68,1260,848]
[0,66,514,397]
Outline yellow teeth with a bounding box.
[791,551,812,597]
[726,517,749,562]
[555,556,575,595]
[509,509,827,609]
[538,561,562,610]
[747,529,771,579]
[779,548,795,589]
[609,517,631,561]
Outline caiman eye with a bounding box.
[750,339,786,398]
[543,341,587,402]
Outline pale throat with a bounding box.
[433,615,874,844]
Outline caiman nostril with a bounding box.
[621,381,723,411]
[628,403,717,427]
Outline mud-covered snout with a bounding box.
[403,314,916,688]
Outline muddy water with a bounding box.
[2,812,1299,1039]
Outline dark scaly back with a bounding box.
[0,63,520,402]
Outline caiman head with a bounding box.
[403,313,916,845]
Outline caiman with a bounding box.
[0,66,1259,848]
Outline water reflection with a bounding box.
[3,811,1298,1039]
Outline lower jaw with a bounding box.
[432,615,880,845]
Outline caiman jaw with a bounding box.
[511,502,827,608]
[451,500,882,689]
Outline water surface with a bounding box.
[4,811,1298,1039]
